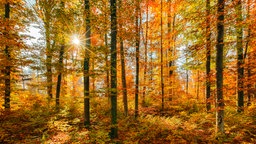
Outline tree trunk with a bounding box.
[56,44,64,108]
[216,0,225,134]
[135,1,140,118]
[56,1,65,109]
[235,0,244,112]
[4,3,10,109]
[84,0,91,128]
[120,40,128,116]
[104,2,110,99]
[105,34,110,98]
[142,1,149,106]
[206,0,211,112]
[118,0,128,116]
[160,0,164,111]
[110,0,118,138]
[245,0,251,106]
[167,0,172,101]
[45,10,52,99]
[197,70,200,100]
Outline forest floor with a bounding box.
[1,92,256,143]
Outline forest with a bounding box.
[1,0,256,143]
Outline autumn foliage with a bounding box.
[1,0,256,143]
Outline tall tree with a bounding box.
[234,0,244,112]
[142,0,149,106]
[245,0,252,106]
[84,0,91,128]
[55,1,65,108]
[44,2,53,99]
[36,0,56,99]
[160,0,164,111]
[216,0,225,133]
[118,0,128,117]
[104,0,110,99]
[206,0,211,112]
[120,40,128,116]
[4,2,10,109]
[135,0,140,118]
[110,0,118,138]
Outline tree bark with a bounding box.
[120,40,128,116]
[206,0,211,112]
[4,3,10,109]
[110,0,118,138]
[84,0,91,128]
[135,1,140,118]
[160,0,164,111]
[216,0,225,134]
[56,44,64,108]
[142,0,149,106]
[118,0,128,117]
[235,0,244,112]
[56,1,65,109]
[245,0,251,106]
[45,9,52,99]
[104,2,110,99]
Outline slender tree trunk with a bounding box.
[206,0,211,112]
[84,0,91,128]
[197,70,200,100]
[160,0,164,111]
[142,1,149,106]
[216,0,225,134]
[135,1,140,118]
[120,40,128,116]
[245,0,251,106]
[56,1,65,109]
[235,0,244,112]
[118,0,128,116]
[168,0,172,101]
[56,44,64,108]
[104,2,110,99]
[4,3,10,109]
[45,14,52,99]
[92,56,95,96]
[110,0,118,138]
[105,34,110,98]
[186,68,188,95]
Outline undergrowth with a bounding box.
[1,92,256,143]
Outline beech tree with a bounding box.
[110,0,118,138]
[216,0,225,133]
[4,2,10,109]
[234,0,244,112]
[118,0,128,117]
[1,0,26,109]
[135,0,140,118]
[36,0,56,99]
[55,1,65,108]
[206,0,211,112]
[84,0,91,128]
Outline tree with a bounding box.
[110,0,118,138]
[234,0,244,112]
[4,2,10,109]
[160,0,164,111]
[55,1,65,109]
[142,0,149,106]
[206,0,211,112]
[245,0,252,106]
[135,0,140,118]
[36,0,56,99]
[118,0,128,117]
[216,0,225,133]
[84,0,91,128]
